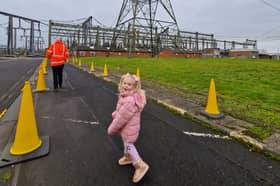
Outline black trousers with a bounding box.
[51,64,64,89]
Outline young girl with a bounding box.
[107,73,149,183]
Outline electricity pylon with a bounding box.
[111,0,180,57]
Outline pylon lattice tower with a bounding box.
[111,0,180,56]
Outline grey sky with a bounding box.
[1,0,280,52]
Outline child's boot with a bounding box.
[118,153,132,165]
[132,159,149,183]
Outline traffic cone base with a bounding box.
[0,136,50,168]
[200,110,224,119]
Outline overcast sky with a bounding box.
[1,0,280,52]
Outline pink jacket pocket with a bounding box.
[112,111,117,118]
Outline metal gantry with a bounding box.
[1,1,257,57]
[48,19,257,57]
[0,11,44,55]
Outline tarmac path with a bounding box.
[1,60,280,185]
[0,58,39,115]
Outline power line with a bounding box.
[259,38,280,41]
[52,17,88,23]
[259,0,280,12]
[258,24,280,38]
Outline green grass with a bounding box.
[1,170,11,182]
[248,126,273,140]
[80,57,280,137]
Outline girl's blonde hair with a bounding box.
[118,73,147,110]
[118,73,141,93]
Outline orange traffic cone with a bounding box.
[103,64,108,77]
[10,81,42,155]
[200,79,224,119]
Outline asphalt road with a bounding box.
[1,60,280,185]
[0,58,40,113]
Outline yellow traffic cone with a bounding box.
[90,62,94,73]
[43,66,47,75]
[42,62,47,75]
[10,81,42,155]
[35,67,47,92]
[0,109,7,119]
[103,64,108,77]
[136,67,140,78]
[200,79,224,119]
[78,60,82,68]
[72,57,74,64]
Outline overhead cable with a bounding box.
[259,0,280,12]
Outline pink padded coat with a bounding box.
[107,90,146,143]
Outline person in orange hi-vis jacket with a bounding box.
[46,38,69,90]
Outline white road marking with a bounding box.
[27,68,33,74]
[0,59,18,63]
[40,116,99,125]
[64,71,75,90]
[67,80,74,90]
[183,131,230,139]
[78,97,99,121]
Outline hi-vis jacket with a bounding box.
[46,40,69,67]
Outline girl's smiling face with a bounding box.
[122,77,135,92]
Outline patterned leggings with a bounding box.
[124,142,140,164]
